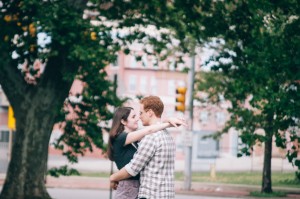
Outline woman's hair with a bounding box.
[140,96,164,118]
[107,107,133,161]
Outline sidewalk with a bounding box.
[45,176,300,198]
[1,174,300,198]
[44,176,250,198]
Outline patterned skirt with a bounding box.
[114,179,140,199]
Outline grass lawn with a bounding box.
[175,171,300,188]
[81,171,300,188]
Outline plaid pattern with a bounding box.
[125,129,175,199]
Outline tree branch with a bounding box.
[0,56,27,106]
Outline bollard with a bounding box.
[210,163,216,179]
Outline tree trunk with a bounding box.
[0,79,71,199]
[261,133,273,193]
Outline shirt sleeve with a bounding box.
[114,132,127,147]
[125,134,156,176]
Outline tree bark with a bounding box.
[0,65,73,199]
[0,117,52,199]
[0,88,68,199]
[261,132,273,193]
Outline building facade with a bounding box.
[105,50,238,163]
[1,49,296,172]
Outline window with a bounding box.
[230,130,239,156]
[130,55,137,68]
[216,112,225,125]
[196,131,219,158]
[139,76,147,94]
[128,75,137,92]
[200,111,208,124]
[0,130,9,142]
[150,77,157,94]
[168,80,175,95]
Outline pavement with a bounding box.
[43,176,300,198]
[1,174,299,198]
[1,155,300,198]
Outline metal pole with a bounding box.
[184,54,195,190]
[109,161,114,199]
[109,74,118,199]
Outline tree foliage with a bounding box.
[0,1,125,198]
[0,0,125,167]
[99,0,300,193]
[192,0,300,193]
[1,0,299,198]
[0,0,193,198]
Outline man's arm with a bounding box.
[109,135,157,189]
[109,167,132,190]
[110,167,131,182]
[125,134,156,176]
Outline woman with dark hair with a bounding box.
[107,107,184,199]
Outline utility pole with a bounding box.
[184,54,195,190]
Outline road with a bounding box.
[48,188,235,199]
[0,186,238,198]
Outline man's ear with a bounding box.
[147,109,154,117]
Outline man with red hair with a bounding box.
[110,96,177,199]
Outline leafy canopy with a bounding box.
[193,0,300,177]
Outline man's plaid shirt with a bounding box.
[125,129,175,199]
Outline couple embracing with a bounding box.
[108,96,186,199]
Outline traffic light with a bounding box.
[175,87,187,112]
[8,106,16,130]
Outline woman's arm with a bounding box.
[124,117,185,145]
